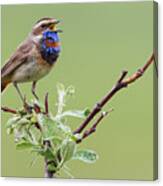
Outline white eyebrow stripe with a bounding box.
[34,20,55,28]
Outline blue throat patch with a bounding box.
[40,31,61,65]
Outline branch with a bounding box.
[43,140,54,178]
[1,106,17,114]
[74,53,155,134]
[33,103,41,113]
[122,53,155,85]
[44,92,49,115]
[76,109,113,144]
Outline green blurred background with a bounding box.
[1,1,156,180]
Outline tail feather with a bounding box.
[1,81,10,92]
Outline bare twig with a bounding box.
[122,53,155,85]
[1,106,17,114]
[43,140,55,178]
[76,109,113,144]
[44,93,49,115]
[34,103,41,113]
[74,53,155,134]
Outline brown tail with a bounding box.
[1,81,10,92]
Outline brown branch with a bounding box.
[122,53,155,85]
[1,106,17,114]
[76,109,113,144]
[43,140,54,178]
[44,93,49,115]
[33,103,41,113]
[74,53,155,134]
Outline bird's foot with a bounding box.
[32,81,39,100]
[23,95,33,113]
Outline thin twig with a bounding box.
[1,106,17,114]
[74,53,155,134]
[34,103,41,113]
[122,53,155,85]
[73,71,127,134]
[76,109,113,144]
[45,93,49,115]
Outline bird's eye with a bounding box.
[41,24,47,28]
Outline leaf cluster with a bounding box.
[6,83,98,177]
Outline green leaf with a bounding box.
[84,108,91,117]
[56,83,66,114]
[47,163,58,172]
[43,148,55,161]
[56,108,90,119]
[30,115,37,124]
[61,139,76,163]
[57,83,65,93]
[73,149,98,163]
[71,133,82,141]
[6,116,21,128]
[16,142,34,150]
[33,145,55,161]
[37,113,68,141]
[56,121,71,134]
[52,136,63,149]
[37,114,57,140]
[56,83,75,115]
[6,116,30,135]
[7,127,14,135]
[31,146,44,154]
[66,85,75,96]
[16,118,30,125]
[37,113,50,127]
[14,128,26,142]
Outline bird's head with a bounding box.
[32,17,61,36]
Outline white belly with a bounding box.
[12,59,52,83]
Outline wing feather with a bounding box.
[1,38,34,78]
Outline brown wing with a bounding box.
[1,38,34,78]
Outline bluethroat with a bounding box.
[1,17,62,102]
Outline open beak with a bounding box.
[55,29,63,33]
[49,20,62,33]
[54,20,60,24]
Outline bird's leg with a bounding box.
[32,81,39,100]
[13,82,32,113]
[13,82,25,103]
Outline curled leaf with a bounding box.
[56,108,90,120]
[16,141,34,150]
[37,113,67,140]
[66,85,75,96]
[56,83,66,114]
[60,139,76,163]
[73,149,98,163]
[6,116,21,128]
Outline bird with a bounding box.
[1,17,62,102]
